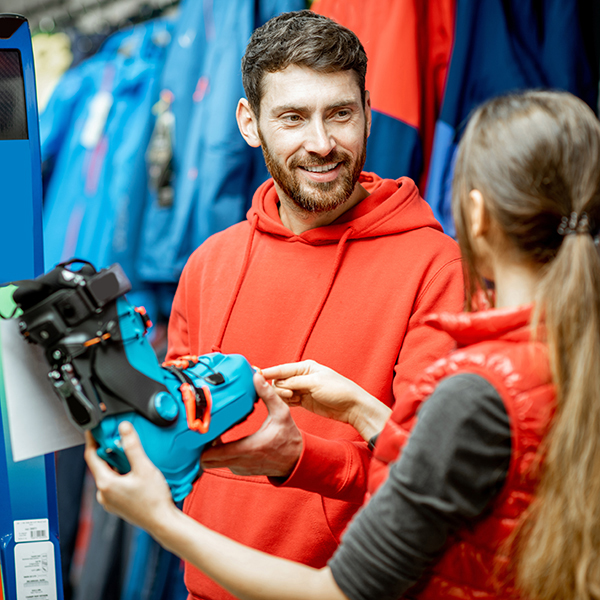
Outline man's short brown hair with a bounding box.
[242,10,367,117]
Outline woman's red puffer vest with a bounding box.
[369,305,556,599]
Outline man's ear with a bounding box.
[468,189,490,238]
[236,98,261,148]
[364,90,372,137]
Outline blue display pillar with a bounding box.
[0,14,64,600]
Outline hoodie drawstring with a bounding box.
[294,227,354,361]
[211,213,259,353]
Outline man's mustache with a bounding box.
[290,150,349,168]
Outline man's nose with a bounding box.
[303,119,335,156]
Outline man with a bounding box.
[162,10,463,600]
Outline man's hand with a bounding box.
[200,373,303,478]
[262,360,391,442]
[84,422,177,534]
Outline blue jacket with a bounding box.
[41,17,173,294]
[425,0,598,236]
[136,0,305,283]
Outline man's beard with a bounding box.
[259,128,368,214]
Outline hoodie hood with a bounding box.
[247,172,444,243]
[212,173,447,357]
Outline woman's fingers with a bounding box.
[261,360,317,381]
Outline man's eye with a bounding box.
[284,114,301,122]
[336,110,350,118]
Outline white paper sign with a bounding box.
[15,541,58,600]
[1,319,84,462]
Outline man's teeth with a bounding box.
[302,163,338,173]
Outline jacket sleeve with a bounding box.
[275,257,464,504]
[40,68,85,165]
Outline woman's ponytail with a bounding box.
[518,216,600,599]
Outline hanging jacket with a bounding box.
[369,305,555,599]
[136,0,305,284]
[41,18,173,284]
[312,0,455,192]
[166,172,464,600]
[425,0,599,236]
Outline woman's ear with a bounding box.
[236,98,261,148]
[468,189,490,238]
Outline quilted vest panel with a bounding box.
[369,310,555,599]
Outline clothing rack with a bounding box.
[1,0,180,34]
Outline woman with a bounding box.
[85,90,600,600]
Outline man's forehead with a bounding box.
[260,65,362,113]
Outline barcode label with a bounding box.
[30,530,47,539]
[14,519,50,543]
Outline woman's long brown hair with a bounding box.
[452,91,600,600]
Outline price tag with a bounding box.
[14,519,49,543]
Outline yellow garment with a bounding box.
[32,33,73,111]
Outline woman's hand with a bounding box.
[84,422,178,535]
[261,360,391,442]
[85,420,348,600]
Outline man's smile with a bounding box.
[300,162,340,173]
[297,162,343,183]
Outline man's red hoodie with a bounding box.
[166,173,464,600]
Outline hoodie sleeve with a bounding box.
[270,431,372,505]
[274,256,464,503]
[393,257,464,398]
[166,265,191,361]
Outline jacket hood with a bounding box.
[247,172,443,243]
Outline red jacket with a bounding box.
[370,305,555,598]
[167,173,463,600]
[312,0,455,191]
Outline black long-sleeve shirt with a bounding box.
[329,373,511,600]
